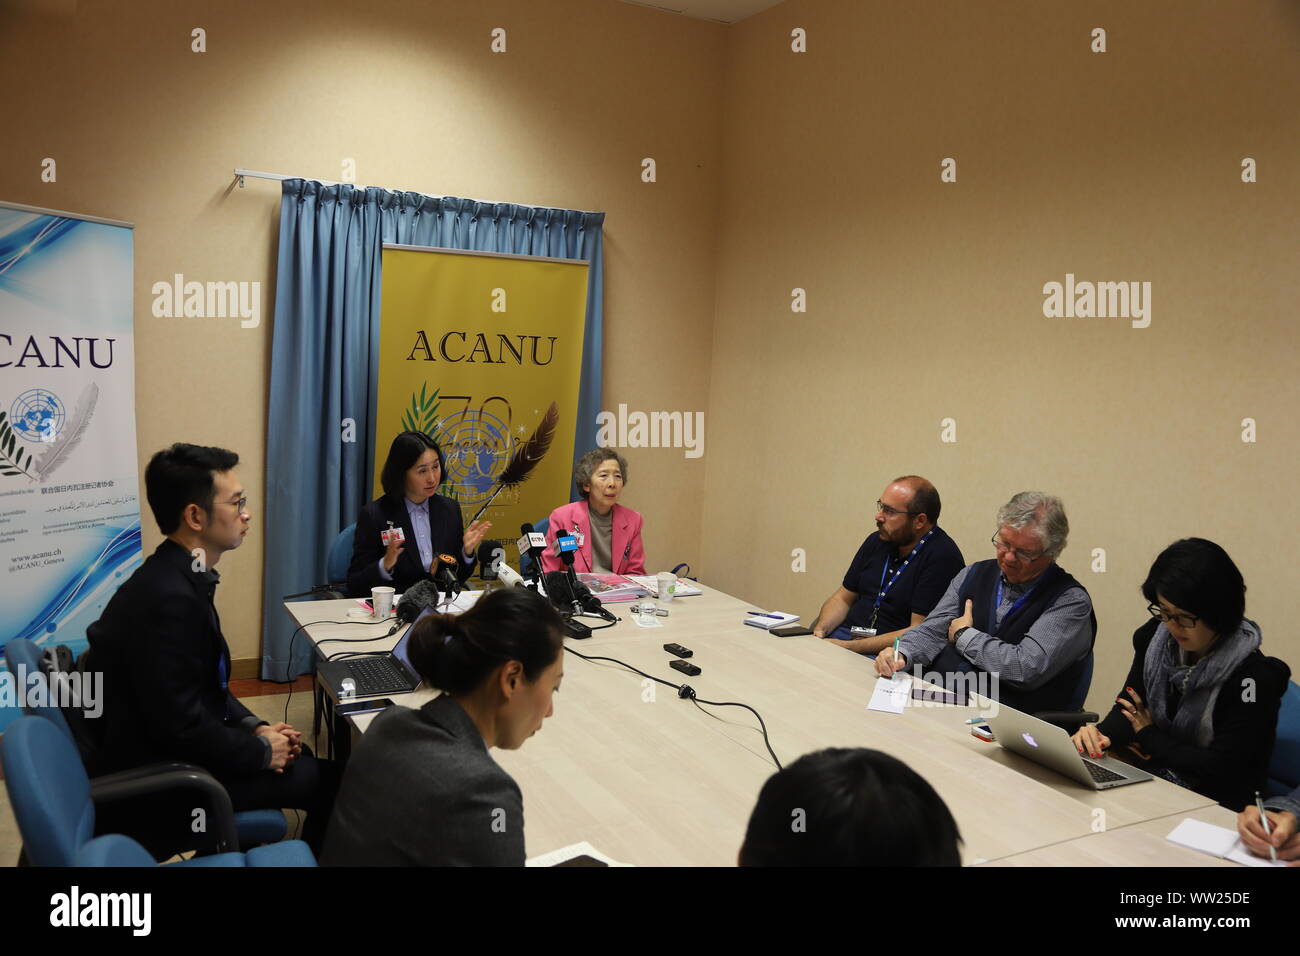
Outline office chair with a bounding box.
[77,832,315,867]
[1031,650,1099,735]
[1,716,257,866]
[1266,680,1300,799]
[4,639,288,854]
[325,522,357,598]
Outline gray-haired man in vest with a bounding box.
[875,491,1096,714]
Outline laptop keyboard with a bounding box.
[1084,760,1127,784]
[348,656,411,696]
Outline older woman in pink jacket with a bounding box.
[541,448,646,576]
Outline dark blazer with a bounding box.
[1097,618,1291,810]
[320,694,525,866]
[346,493,472,598]
[85,539,266,779]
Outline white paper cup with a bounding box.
[657,571,676,604]
[371,586,395,618]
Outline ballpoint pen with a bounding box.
[1256,790,1277,863]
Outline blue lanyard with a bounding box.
[992,574,1043,636]
[869,529,935,626]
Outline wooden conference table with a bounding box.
[285,582,1225,867]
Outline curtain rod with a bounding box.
[232,168,601,216]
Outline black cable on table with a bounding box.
[563,645,782,770]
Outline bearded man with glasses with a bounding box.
[876,491,1096,714]
[811,476,964,656]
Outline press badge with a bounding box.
[850,626,877,637]
[381,523,406,546]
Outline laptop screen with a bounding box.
[391,607,433,674]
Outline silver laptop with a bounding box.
[985,709,1153,790]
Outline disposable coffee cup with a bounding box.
[657,571,676,604]
[371,586,395,618]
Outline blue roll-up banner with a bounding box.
[0,201,141,730]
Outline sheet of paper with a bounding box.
[525,841,631,867]
[433,589,486,614]
[867,674,912,714]
[1166,818,1286,867]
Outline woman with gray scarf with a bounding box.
[1071,539,1291,810]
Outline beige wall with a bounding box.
[0,0,723,670]
[704,0,1300,710]
[4,0,1297,708]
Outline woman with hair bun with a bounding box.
[321,587,566,866]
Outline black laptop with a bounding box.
[317,610,424,698]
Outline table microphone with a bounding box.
[543,570,617,623]
[555,528,606,615]
[397,579,441,625]
[497,561,527,589]
[434,554,462,603]
[518,523,546,584]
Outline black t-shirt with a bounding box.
[841,526,965,633]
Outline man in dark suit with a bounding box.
[87,443,337,853]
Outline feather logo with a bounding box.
[469,401,559,523]
[34,382,98,481]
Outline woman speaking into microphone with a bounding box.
[346,430,492,598]
[541,447,645,576]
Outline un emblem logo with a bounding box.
[10,389,65,443]
[439,407,512,508]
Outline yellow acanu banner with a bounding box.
[375,246,590,557]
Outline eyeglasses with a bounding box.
[876,500,918,518]
[216,496,249,514]
[991,533,1045,563]
[1147,603,1200,629]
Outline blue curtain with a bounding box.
[261,180,604,679]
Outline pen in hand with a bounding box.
[1256,790,1277,863]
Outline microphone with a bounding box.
[496,561,526,589]
[397,579,441,625]
[518,523,547,584]
[477,540,502,580]
[434,553,462,603]
[543,571,584,617]
[543,570,617,623]
[555,528,578,568]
